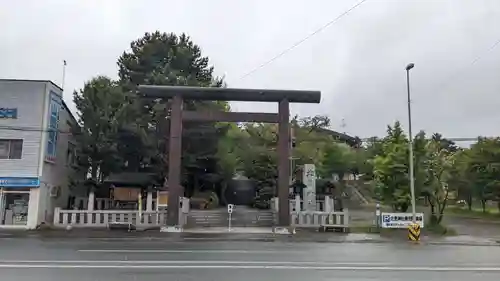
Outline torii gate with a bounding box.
[139,85,321,227]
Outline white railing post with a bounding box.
[325,196,332,213]
[178,197,190,226]
[146,191,153,212]
[272,197,279,212]
[53,207,61,225]
[295,195,301,212]
[87,192,95,211]
[87,191,95,224]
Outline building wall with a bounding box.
[39,83,79,224]
[0,80,46,177]
[0,79,80,228]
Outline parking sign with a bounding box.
[380,212,424,228]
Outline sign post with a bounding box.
[227,204,234,232]
[375,203,381,231]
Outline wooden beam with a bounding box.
[182,111,279,123]
[139,85,321,103]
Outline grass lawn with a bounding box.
[445,205,500,220]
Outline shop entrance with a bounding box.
[0,188,30,226]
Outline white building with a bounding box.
[0,79,78,229]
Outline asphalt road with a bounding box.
[0,237,499,280]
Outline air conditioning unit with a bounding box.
[49,186,61,198]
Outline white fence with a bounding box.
[289,199,326,212]
[54,196,349,230]
[73,197,158,210]
[288,195,335,212]
[54,197,190,228]
[53,208,168,228]
[272,195,349,229]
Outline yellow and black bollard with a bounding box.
[408,223,421,242]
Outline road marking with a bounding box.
[0,264,498,271]
[3,260,500,268]
[78,249,298,254]
[0,260,393,266]
[182,237,275,241]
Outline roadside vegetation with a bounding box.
[69,30,500,236]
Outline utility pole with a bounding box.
[62,60,67,91]
[290,125,295,186]
[405,63,417,223]
[340,118,346,134]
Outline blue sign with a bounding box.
[46,91,61,162]
[0,177,40,187]
[382,215,391,223]
[0,108,17,119]
[380,212,424,229]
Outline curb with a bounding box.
[1,230,499,246]
[1,234,499,246]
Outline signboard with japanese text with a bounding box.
[0,177,40,187]
[157,191,169,207]
[381,212,424,229]
[45,91,62,162]
[302,164,316,211]
[0,108,17,119]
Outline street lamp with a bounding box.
[405,63,416,223]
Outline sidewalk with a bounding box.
[1,228,499,246]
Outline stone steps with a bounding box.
[186,208,275,227]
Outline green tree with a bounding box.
[373,121,411,211]
[297,115,331,130]
[467,137,500,212]
[320,142,356,180]
[423,140,454,224]
[431,133,459,153]
[448,148,474,210]
[358,137,384,180]
[71,76,131,188]
[216,123,245,179]
[240,123,278,187]
[116,31,225,194]
[413,130,429,197]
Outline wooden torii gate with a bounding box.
[139,85,321,227]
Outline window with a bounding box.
[0,140,23,159]
[66,142,76,166]
[45,92,61,162]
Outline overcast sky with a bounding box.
[2,0,500,141]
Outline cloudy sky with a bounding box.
[2,0,500,141]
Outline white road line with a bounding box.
[182,237,274,241]
[77,249,298,254]
[0,264,498,271]
[2,260,500,267]
[0,260,393,266]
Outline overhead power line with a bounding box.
[436,35,500,92]
[0,125,492,142]
[238,0,369,80]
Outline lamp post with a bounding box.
[405,63,416,223]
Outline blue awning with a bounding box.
[0,177,40,187]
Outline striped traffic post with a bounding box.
[408,223,421,242]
